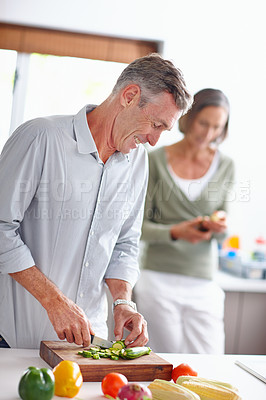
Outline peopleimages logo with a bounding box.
[146,179,251,203]
[14,178,251,204]
[14,179,142,203]
[15,179,94,202]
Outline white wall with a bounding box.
[1,0,266,252]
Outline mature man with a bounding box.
[0,53,192,349]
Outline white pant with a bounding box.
[134,270,225,354]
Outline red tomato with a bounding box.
[172,363,198,383]
[101,372,128,398]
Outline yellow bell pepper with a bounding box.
[53,360,83,398]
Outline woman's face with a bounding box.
[185,106,228,149]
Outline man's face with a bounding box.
[111,89,182,154]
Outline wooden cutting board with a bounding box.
[40,340,173,382]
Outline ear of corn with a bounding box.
[176,376,238,391]
[148,379,201,400]
[176,376,241,400]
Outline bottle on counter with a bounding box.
[251,236,266,262]
[219,235,242,276]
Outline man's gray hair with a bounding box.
[112,53,193,115]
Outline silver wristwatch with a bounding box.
[112,299,137,312]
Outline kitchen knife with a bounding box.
[235,360,266,384]
[90,335,113,349]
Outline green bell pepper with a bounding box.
[18,366,55,400]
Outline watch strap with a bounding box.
[112,299,137,312]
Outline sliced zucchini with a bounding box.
[112,340,126,350]
[110,355,120,360]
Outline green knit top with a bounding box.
[140,146,235,280]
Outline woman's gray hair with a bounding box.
[112,53,193,115]
[179,88,230,143]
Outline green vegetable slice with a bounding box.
[112,340,126,350]
[77,342,152,361]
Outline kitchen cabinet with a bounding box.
[216,271,266,355]
[224,291,266,354]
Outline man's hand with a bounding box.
[10,266,94,347]
[113,305,148,347]
[105,278,148,347]
[45,293,94,347]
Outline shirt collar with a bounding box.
[74,105,98,155]
[74,104,130,163]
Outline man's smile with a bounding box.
[134,135,142,145]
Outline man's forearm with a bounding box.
[9,265,63,310]
[105,278,133,302]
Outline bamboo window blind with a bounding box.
[0,23,160,63]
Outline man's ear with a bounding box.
[121,84,141,107]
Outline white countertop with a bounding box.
[0,348,265,400]
[215,270,266,293]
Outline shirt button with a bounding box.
[85,261,89,267]
[90,230,94,236]
[79,292,84,298]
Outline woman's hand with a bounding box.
[201,211,227,233]
[170,216,212,243]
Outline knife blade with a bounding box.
[90,335,113,349]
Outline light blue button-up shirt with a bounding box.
[0,105,148,348]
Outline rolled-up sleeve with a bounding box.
[0,121,44,273]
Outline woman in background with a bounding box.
[134,88,234,353]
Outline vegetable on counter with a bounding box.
[78,340,151,361]
[176,376,241,400]
[149,379,200,400]
[101,372,128,398]
[148,376,241,400]
[117,382,152,400]
[18,366,55,400]
[52,360,83,398]
[172,363,198,382]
